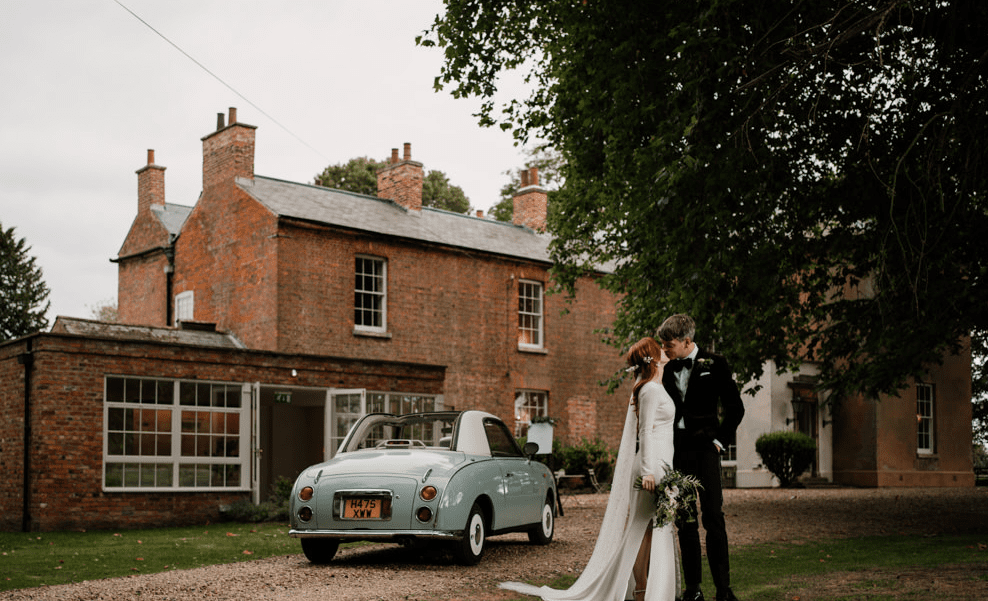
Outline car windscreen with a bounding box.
[341,413,459,453]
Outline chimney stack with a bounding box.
[377,142,423,213]
[136,148,166,214]
[512,166,547,231]
[202,107,256,192]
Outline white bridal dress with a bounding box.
[501,380,679,601]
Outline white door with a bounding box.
[327,389,366,459]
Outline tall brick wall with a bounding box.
[0,333,443,532]
[0,340,28,532]
[832,342,974,487]
[172,113,278,349]
[117,149,173,326]
[268,220,630,443]
[117,253,170,326]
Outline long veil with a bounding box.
[500,402,654,600]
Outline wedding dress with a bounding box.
[500,380,679,601]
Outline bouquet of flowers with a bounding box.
[634,465,703,528]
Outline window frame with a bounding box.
[513,389,548,437]
[102,375,249,492]
[517,279,544,350]
[916,382,935,455]
[354,255,387,333]
[174,290,194,325]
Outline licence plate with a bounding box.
[343,497,382,519]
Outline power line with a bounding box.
[112,0,328,161]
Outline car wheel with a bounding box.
[453,503,486,565]
[527,496,555,544]
[300,538,340,564]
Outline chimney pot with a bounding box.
[378,142,424,213]
[202,107,257,191]
[512,164,548,232]
[147,149,155,165]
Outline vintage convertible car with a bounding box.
[288,410,556,565]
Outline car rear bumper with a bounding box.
[289,528,461,541]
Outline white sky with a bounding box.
[0,1,529,322]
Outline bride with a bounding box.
[501,337,679,601]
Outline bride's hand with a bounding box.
[640,474,655,492]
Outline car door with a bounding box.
[483,418,539,528]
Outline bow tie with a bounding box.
[668,358,693,373]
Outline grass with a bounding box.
[499,533,988,601]
[0,521,301,591]
[2,525,986,598]
[731,534,987,600]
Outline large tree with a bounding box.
[314,157,471,214]
[0,222,50,341]
[420,0,988,400]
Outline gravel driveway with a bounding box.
[3,487,986,601]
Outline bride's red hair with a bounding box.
[626,337,663,414]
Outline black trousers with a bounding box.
[673,430,730,593]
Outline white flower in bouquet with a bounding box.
[635,464,702,528]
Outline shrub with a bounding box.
[514,435,615,488]
[221,476,294,523]
[755,431,817,487]
[559,437,615,484]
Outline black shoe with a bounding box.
[715,589,739,601]
[679,589,704,601]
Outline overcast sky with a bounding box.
[1,1,529,322]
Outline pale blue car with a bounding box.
[288,410,556,565]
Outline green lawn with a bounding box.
[0,521,300,591]
[502,534,988,601]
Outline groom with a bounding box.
[658,314,744,601]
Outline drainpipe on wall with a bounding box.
[17,339,33,532]
[165,241,175,326]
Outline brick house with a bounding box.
[0,108,628,532]
[0,107,973,532]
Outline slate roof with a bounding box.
[51,317,245,349]
[151,202,193,237]
[237,175,554,264]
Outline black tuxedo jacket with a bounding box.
[662,349,745,448]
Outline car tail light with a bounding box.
[299,487,314,501]
[415,507,433,523]
[298,506,313,522]
[419,485,437,501]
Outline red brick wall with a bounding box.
[172,180,278,349]
[117,252,170,326]
[0,340,27,532]
[832,340,974,487]
[0,333,443,532]
[266,220,630,444]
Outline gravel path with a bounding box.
[3,487,986,601]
